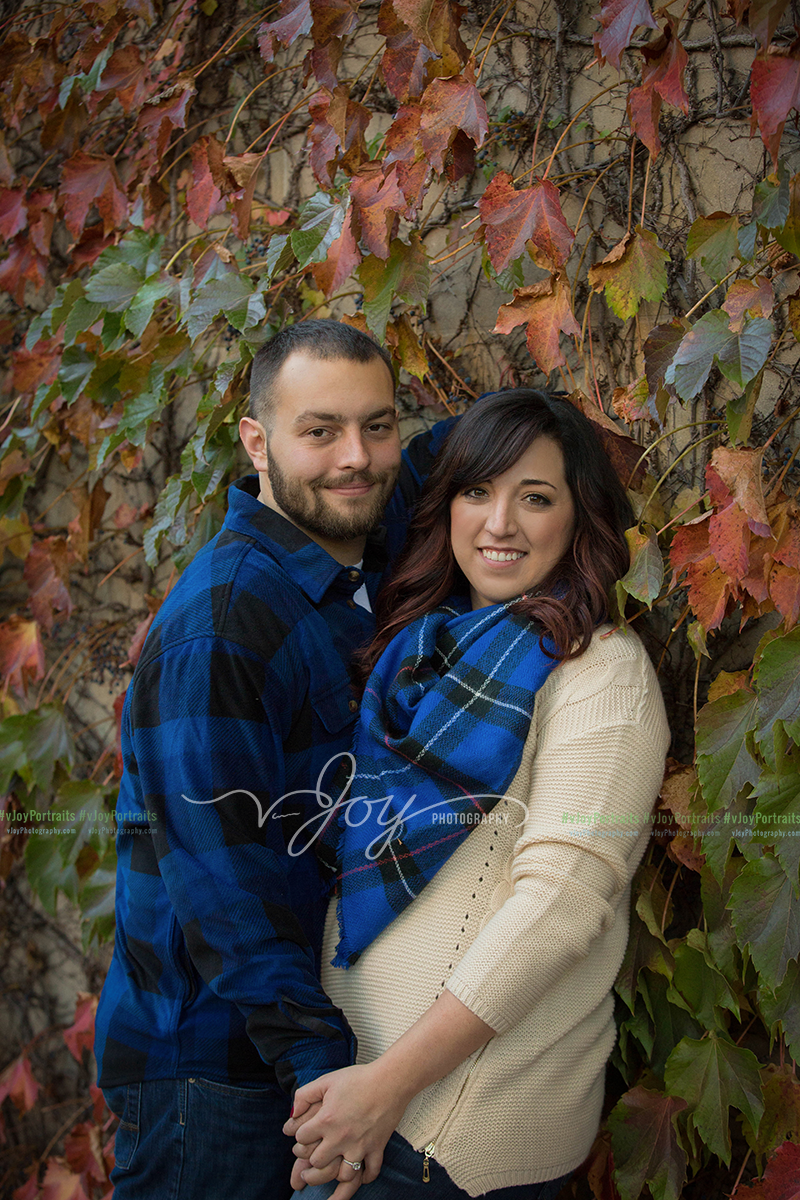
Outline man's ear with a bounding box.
[239,416,270,472]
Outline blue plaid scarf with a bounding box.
[328,597,558,968]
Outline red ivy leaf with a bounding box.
[418,72,488,173]
[59,153,127,238]
[494,275,580,375]
[0,187,27,240]
[750,45,800,168]
[0,1055,40,1114]
[770,562,800,628]
[188,136,227,230]
[391,0,469,63]
[23,537,75,633]
[350,165,405,258]
[306,41,343,89]
[63,993,98,1064]
[480,171,575,273]
[312,209,361,295]
[311,0,360,44]
[729,0,791,50]
[95,45,152,114]
[0,616,45,692]
[308,85,371,184]
[0,238,48,304]
[642,20,689,110]
[710,446,771,532]
[137,79,195,160]
[64,1122,106,1184]
[739,1139,800,1199]
[594,0,658,70]
[627,84,662,157]
[258,0,313,63]
[381,29,434,101]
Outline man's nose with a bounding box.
[335,429,371,472]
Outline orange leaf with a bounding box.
[480,171,574,273]
[11,337,60,393]
[627,83,662,157]
[640,19,689,111]
[709,503,751,584]
[59,153,127,238]
[0,616,45,692]
[709,446,770,532]
[391,0,469,64]
[23,537,75,633]
[770,562,800,628]
[0,1054,40,1114]
[723,275,774,329]
[684,555,733,630]
[63,993,99,1064]
[494,275,579,375]
[40,1160,90,1200]
[350,165,405,258]
[0,237,48,304]
[0,448,30,495]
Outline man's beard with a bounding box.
[266,454,396,543]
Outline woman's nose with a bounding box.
[483,497,517,537]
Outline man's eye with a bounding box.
[366,422,392,434]
[307,428,332,439]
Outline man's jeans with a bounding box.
[300,1131,572,1199]
[103,1077,295,1199]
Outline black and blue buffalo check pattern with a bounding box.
[96,422,450,1096]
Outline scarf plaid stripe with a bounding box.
[330,598,558,967]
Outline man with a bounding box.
[95,320,445,1199]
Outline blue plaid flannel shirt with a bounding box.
[95,422,450,1095]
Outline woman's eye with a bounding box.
[523,492,550,506]
[463,486,488,499]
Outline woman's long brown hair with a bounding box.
[358,389,634,683]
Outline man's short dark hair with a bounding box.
[248,319,394,429]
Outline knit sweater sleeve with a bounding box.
[445,632,669,1035]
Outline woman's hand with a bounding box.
[283,1061,411,1193]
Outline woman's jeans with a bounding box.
[299,1131,572,1199]
[103,1077,296,1200]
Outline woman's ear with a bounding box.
[239,416,270,473]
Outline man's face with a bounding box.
[261,351,400,551]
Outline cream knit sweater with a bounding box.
[321,625,670,1197]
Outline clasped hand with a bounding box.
[282,1061,409,1199]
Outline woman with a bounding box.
[284,389,670,1199]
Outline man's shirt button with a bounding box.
[348,570,361,582]
[347,599,356,609]
[349,700,358,712]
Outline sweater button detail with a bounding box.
[348,699,358,712]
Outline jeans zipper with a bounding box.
[421,1045,487,1182]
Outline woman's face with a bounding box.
[449,436,576,610]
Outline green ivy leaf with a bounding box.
[608,1086,688,1200]
[754,626,800,752]
[143,476,195,566]
[774,169,800,259]
[24,831,79,913]
[759,959,800,1062]
[64,298,104,346]
[78,845,117,948]
[265,233,295,281]
[184,273,254,341]
[619,524,664,604]
[58,346,96,405]
[664,1033,764,1164]
[726,370,762,446]
[664,310,773,401]
[669,934,740,1029]
[750,753,800,884]
[729,854,800,990]
[173,502,225,573]
[358,236,430,342]
[7,706,74,792]
[696,689,760,812]
[125,274,179,340]
[85,262,144,312]
[291,193,347,267]
[648,974,705,1078]
[687,212,740,283]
